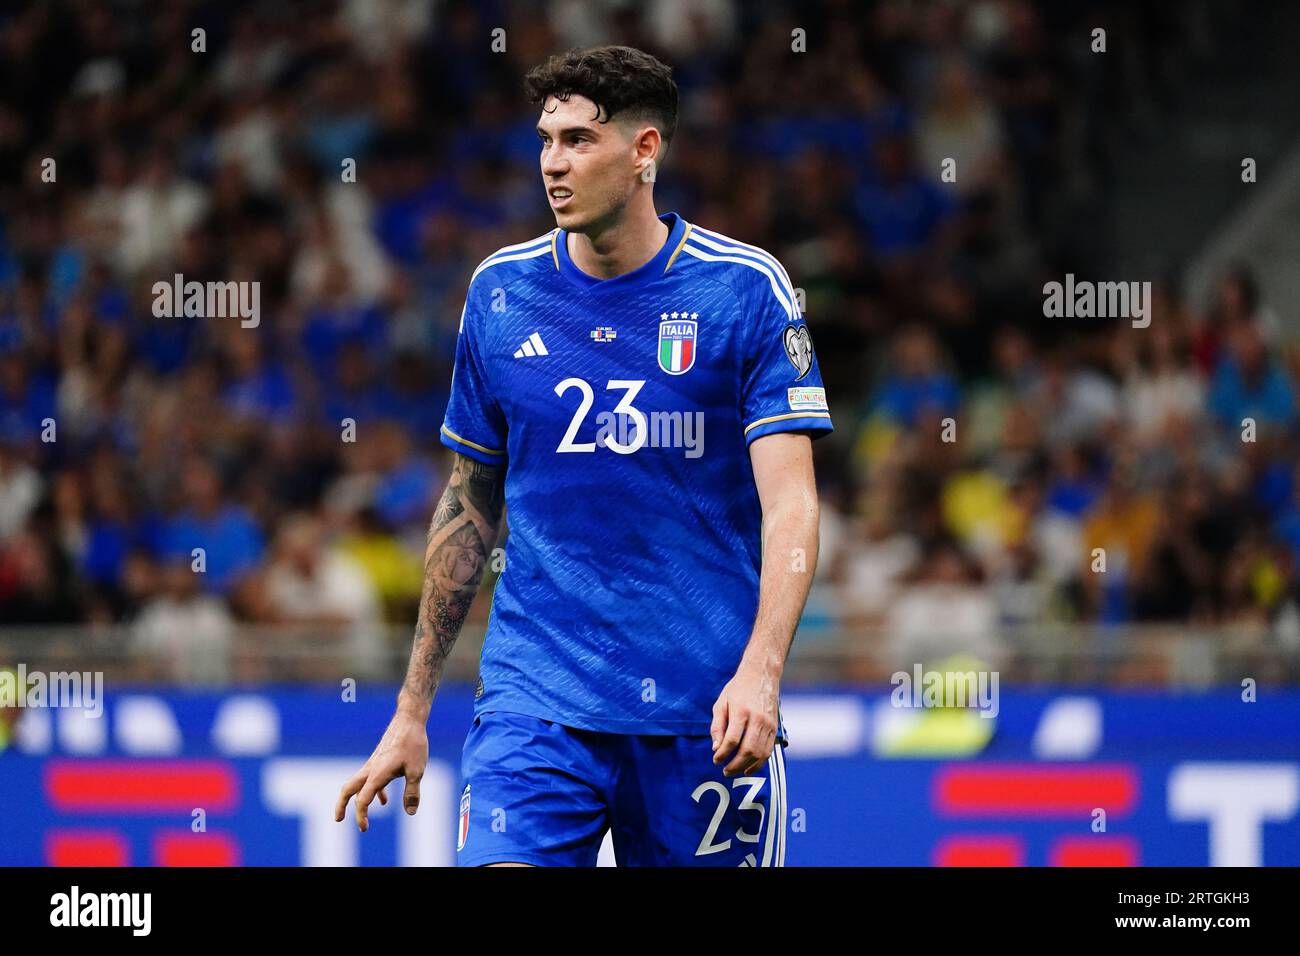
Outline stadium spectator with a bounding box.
[884,537,1003,669]
[254,512,385,677]
[132,556,235,684]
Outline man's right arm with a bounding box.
[335,451,506,831]
[399,451,506,717]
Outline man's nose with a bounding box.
[542,148,568,176]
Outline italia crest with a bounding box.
[457,784,471,851]
[658,311,698,374]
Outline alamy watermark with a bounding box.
[1042,274,1151,328]
[890,664,999,718]
[152,273,260,328]
[50,886,151,936]
[0,664,104,718]
[594,409,705,458]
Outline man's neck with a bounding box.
[567,201,669,280]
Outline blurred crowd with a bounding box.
[1,0,1298,680]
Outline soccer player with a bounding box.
[335,45,832,866]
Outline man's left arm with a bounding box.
[711,431,819,776]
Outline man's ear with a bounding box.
[633,128,663,183]
[634,125,663,167]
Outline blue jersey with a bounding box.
[440,211,833,736]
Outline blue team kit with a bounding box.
[440,212,832,865]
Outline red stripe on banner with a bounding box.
[1050,836,1139,867]
[46,830,130,867]
[46,761,238,812]
[680,338,692,367]
[933,835,1024,867]
[154,832,240,867]
[934,764,1137,817]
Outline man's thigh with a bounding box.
[457,710,613,867]
[611,735,788,867]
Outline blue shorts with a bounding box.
[456,710,789,867]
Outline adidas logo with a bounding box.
[513,332,549,358]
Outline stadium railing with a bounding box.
[0,622,1294,687]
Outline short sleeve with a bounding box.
[440,291,508,464]
[739,271,834,446]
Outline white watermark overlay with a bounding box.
[50,886,151,936]
[0,664,104,718]
[594,409,705,458]
[890,664,999,718]
[1042,273,1151,328]
[151,273,260,328]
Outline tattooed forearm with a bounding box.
[399,453,505,711]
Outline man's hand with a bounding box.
[711,656,781,776]
[334,708,429,832]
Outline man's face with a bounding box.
[537,94,641,232]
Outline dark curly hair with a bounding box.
[524,45,678,161]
